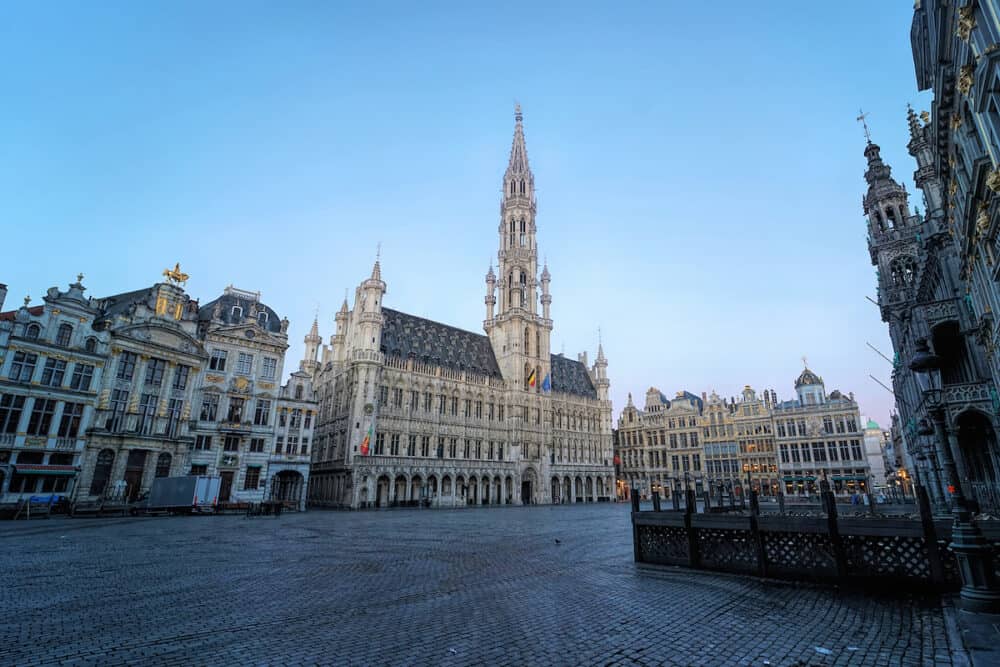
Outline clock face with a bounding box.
[245,330,256,339]
[364,403,374,415]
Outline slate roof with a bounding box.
[199,292,283,333]
[380,308,502,378]
[378,308,600,399]
[0,306,44,321]
[549,353,597,399]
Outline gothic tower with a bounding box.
[864,121,922,326]
[302,316,321,375]
[907,105,945,217]
[485,105,553,392]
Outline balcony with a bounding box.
[943,381,993,407]
[219,421,252,434]
[54,438,80,450]
[0,434,15,446]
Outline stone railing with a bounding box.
[630,490,999,591]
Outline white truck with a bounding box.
[138,476,221,514]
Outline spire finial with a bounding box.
[802,355,809,369]
[515,102,522,122]
[598,326,602,346]
[23,295,30,307]
[376,242,381,262]
[857,108,872,143]
[76,273,84,284]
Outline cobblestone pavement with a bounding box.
[0,504,961,666]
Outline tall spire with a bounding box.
[906,104,921,141]
[507,103,530,177]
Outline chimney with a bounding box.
[0,284,6,312]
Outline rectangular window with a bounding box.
[779,444,789,464]
[682,456,690,472]
[380,386,389,406]
[475,440,482,459]
[421,435,430,457]
[276,436,284,453]
[237,352,253,375]
[165,398,183,438]
[288,436,299,454]
[823,417,834,434]
[498,442,503,460]
[840,441,850,460]
[224,435,240,451]
[57,402,84,438]
[423,392,432,412]
[137,393,158,435]
[464,399,471,417]
[692,454,701,472]
[463,439,470,458]
[172,365,190,391]
[828,442,839,462]
[690,432,698,447]
[390,433,400,456]
[194,435,213,450]
[812,442,826,462]
[227,397,245,423]
[438,394,446,414]
[244,466,261,490]
[672,455,679,471]
[9,351,38,383]
[777,422,786,437]
[375,432,386,456]
[70,363,95,391]
[669,433,677,448]
[40,359,67,387]
[488,403,495,421]
[437,436,445,458]
[116,351,137,380]
[851,439,863,460]
[790,445,801,463]
[407,434,416,456]
[801,444,811,463]
[107,389,129,432]
[26,398,57,436]
[797,420,807,436]
[145,358,166,386]
[262,357,277,380]
[249,437,265,453]
[451,397,458,416]
[200,394,219,421]
[290,409,302,428]
[449,438,457,458]
[498,405,504,421]
[410,391,419,411]
[304,412,312,429]
[254,400,271,426]
[209,349,227,371]
[189,464,208,476]
[393,388,403,408]
[279,411,286,427]
[0,395,26,434]
[846,417,858,432]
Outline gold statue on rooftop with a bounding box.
[162,263,189,285]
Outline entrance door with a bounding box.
[123,450,148,501]
[219,471,234,502]
[521,480,532,505]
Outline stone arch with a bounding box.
[504,475,513,504]
[455,474,466,504]
[376,474,391,508]
[441,474,452,498]
[410,474,423,504]
[89,449,116,496]
[551,476,561,503]
[563,476,572,503]
[493,476,502,505]
[574,476,584,502]
[393,474,408,504]
[521,467,538,505]
[596,477,605,498]
[468,476,479,505]
[955,409,1000,493]
[585,475,594,501]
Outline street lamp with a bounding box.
[909,337,1000,612]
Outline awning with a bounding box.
[832,475,867,482]
[781,476,817,482]
[12,464,78,476]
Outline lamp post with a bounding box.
[910,337,1000,612]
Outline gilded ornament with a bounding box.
[162,263,189,285]
[920,110,931,124]
[951,113,963,130]
[205,374,224,383]
[950,179,959,197]
[957,4,976,41]
[958,64,975,95]
[987,169,1000,192]
[977,204,991,236]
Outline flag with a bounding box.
[528,368,536,387]
[542,373,551,393]
[360,423,372,456]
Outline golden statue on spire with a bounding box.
[162,263,189,285]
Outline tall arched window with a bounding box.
[85,337,98,353]
[536,332,540,357]
[56,323,73,347]
[524,328,531,356]
[155,452,172,478]
[520,218,526,246]
[231,306,243,319]
[25,323,40,340]
[89,449,115,496]
[885,207,898,229]
[295,384,304,399]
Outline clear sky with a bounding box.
[1,1,929,428]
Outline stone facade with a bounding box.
[0,277,105,503]
[615,367,869,499]
[861,1,1000,513]
[307,107,615,509]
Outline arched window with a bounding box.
[56,323,73,347]
[295,384,304,399]
[85,337,98,353]
[519,218,526,246]
[524,328,531,356]
[257,312,269,326]
[885,207,898,229]
[89,449,115,496]
[889,256,916,286]
[155,452,172,478]
[520,180,525,194]
[873,211,884,232]
[536,332,540,357]
[231,306,243,319]
[25,323,40,340]
[510,181,515,195]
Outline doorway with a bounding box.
[123,450,147,501]
[521,480,532,505]
[219,471,234,502]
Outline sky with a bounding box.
[0,1,930,428]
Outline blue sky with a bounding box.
[1,2,928,427]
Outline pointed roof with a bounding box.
[907,104,921,141]
[339,298,349,314]
[305,316,321,342]
[370,260,382,282]
[506,104,531,177]
[596,341,606,362]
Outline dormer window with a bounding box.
[25,323,40,340]
[231,305,243,319]
[257,311,269,326]
[56,323,73,347]
[295,384,304,399]
[85,337,98,353]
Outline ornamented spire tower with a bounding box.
[302,315,321,374]
[485,105,553,391]
[906,105,945,217]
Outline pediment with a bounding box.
[114,321,205,358]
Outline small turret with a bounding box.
[302,316,321,374]
[540,263,552,320]
[485,264,496,323]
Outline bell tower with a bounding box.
[485,105,552,391]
